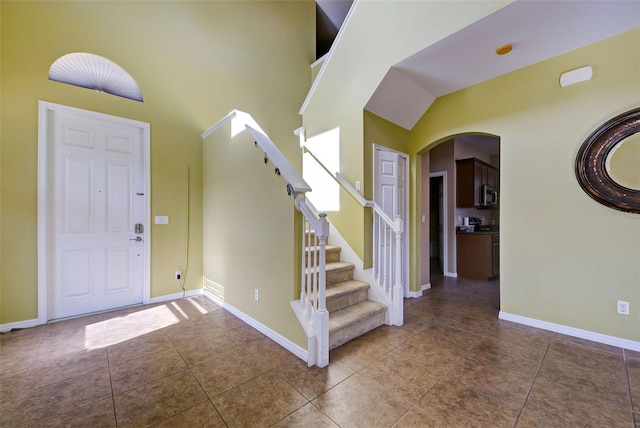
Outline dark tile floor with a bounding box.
[1,269,638,427]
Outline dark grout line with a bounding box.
[513,342,551,427]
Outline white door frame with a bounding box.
[429,171,448,278]
[373,144,410,297]
[37,101,151,324]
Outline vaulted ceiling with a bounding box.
[363,0,640,130]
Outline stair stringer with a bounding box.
[326,221,393,326]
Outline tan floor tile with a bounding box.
[425,322,484,350]
[114,370,207,427]
[11,368,112,426]
[416,378,519,428]
[625,349,640,361]
[393,406,450,428]
[546,340,626,375]
[170,331,242,367]
[447,354,534,407]
[274,357,355,400]
[359,351,440,402]
[163,315,227,344]
[110,348,188,394]
[471,334,547,375]
[212,372,308,427]
[230,324,267,345]
[212,311,249,330]
[0,370,29,426]
[0,330,43,374]
[152,401,226,427]
[391,335,466,374]
[272,402,338,427]
[245,337,297,369]
[312,372,412,428]
[536,351,630,409]
[191,348,272,398]
[107,329,174,366]
[46,397,116,428]
[628,357,640,412]
[45,313,105,336]
[553,333,624,355]
[517,384,634,427]
[25,348,108,393]
[357,324,414,350]
[38,329,106,356]
[329,335,392,371]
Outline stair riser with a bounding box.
[327,288,368,313]
[304,266,354,287]
[329,311,385,350]
[305,250,341,266]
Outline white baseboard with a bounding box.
[203,290,308,362]
[407,283,431,299]
[499,311,640,352]
[0,318,42,333]
[149,289,203,304]
[445,272,458,278]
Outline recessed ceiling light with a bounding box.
[496,44,513,55]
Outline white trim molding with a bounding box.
[203,290,308,362]
[445,272,458,278]
[149,289,203,305]
[0,318,42,333]
[499,311,640,352]
[407,283,432,299]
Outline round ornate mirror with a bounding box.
[575,107,640,214]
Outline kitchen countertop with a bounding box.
[456,230,499,235]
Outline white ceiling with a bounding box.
[365,0,640,130]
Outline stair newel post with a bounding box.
[393,215,404,326]
[314,212,330,367]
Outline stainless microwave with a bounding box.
[481,185,498,207]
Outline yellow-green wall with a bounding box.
[0,1,314,325]
[302,0,508,264]
[408,29,640,341]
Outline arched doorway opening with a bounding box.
[419,133,500,313]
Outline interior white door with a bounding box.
[49,110,145,319]
[374,147,408,294]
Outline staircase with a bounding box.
[306,228,386,350]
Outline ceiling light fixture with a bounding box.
[495,44,513,55]
[560,66,593,87]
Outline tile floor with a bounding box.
[1,270,638,427]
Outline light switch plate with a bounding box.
[155,215,169,225]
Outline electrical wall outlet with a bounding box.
[617,300,629,315]
[254,289,259,301]
[175,269,181,280]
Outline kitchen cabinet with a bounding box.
[456,158,499,208]
[456,232,499,280]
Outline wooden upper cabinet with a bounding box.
[456,158,499,208]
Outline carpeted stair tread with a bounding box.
[329,300,386,333]
[305,261,354,275]
[326,279,369,297]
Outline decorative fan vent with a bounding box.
[49,53,143,102]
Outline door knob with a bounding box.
[129,236,143,242]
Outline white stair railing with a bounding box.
[202,110,329,367]
[302,145,404,326]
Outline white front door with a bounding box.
[46,106,147,319]
[374,146,409,295]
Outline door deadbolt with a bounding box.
[135,223,143,234]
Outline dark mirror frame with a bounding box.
[575,107,640,214]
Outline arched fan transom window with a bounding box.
[49,53,143,102]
